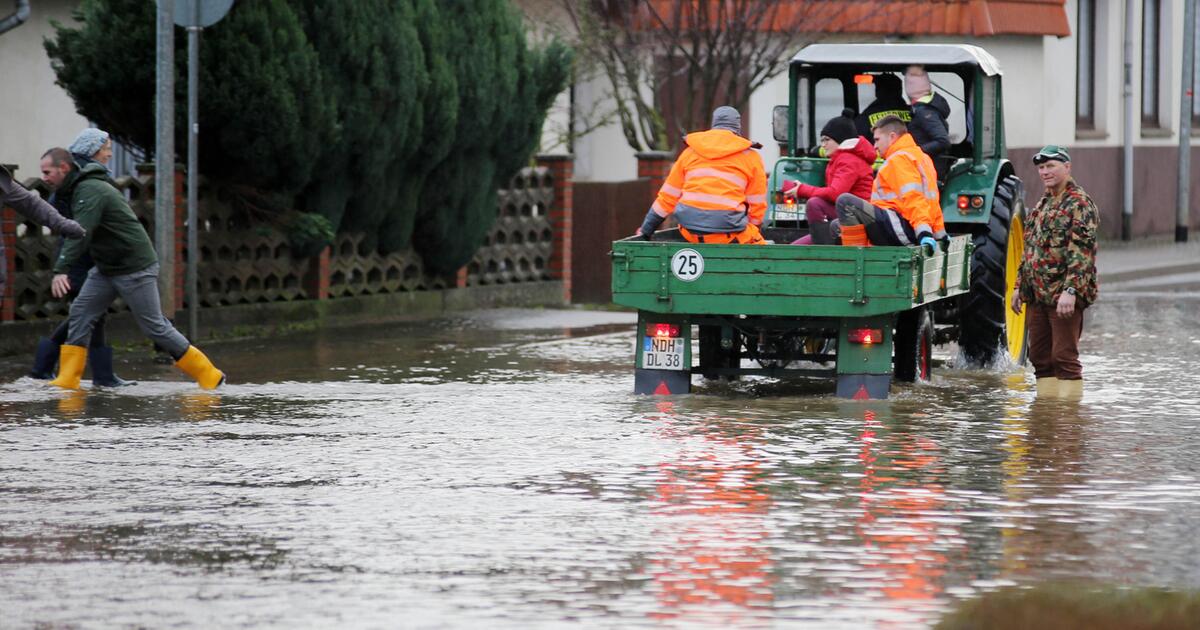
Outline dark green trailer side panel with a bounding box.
[611,234,971,318]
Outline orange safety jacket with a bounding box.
[870,133,946,240]
[644,129,767,237]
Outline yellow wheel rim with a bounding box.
[1004,211,1027,362]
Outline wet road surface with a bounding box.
[2,296,1198,628]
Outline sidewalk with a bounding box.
[1097,237,1200,291]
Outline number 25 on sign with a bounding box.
[671,249,704,282]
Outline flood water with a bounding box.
[2,295,1199,628]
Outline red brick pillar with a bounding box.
[304,246,331,300]
[537,154,573,303]
[2,163,24,321]
[637,151,675,195]
[1,204,16,322]
[637,151,675,229]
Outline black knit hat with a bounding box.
[820,108,858,144]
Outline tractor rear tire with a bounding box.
[959,174,1028,367]
[698,325,739,380]
[894,308,933,383]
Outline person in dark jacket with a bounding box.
[904,65,951,160]
[0,165,86,311]
[29,146,132,386]
[47,131,225,391]
[781,109,875,245]
[854,73,911,141]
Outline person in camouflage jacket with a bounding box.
[1011,145,1098,400]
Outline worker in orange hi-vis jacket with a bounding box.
[636,107,768,245]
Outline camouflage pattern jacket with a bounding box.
[1016,178,1099,307]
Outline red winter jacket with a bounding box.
[790,136,875,203]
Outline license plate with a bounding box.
[642,335,685,370]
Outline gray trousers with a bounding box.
[835,193,881,227]
[67,263,190,358]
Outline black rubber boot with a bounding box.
[30,338,59,379]
[809,221,834,245]
[89,346,136,387]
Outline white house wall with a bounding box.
[570,70,639,182]
[0,0,87,180]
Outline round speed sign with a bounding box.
[670,248,705,282]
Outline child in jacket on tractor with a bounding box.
[781,109,875,245]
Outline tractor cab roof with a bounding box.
[791,43,1002,77]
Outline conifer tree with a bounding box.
[45,0,569,271]
[45,0,335,197]
[295,0,426,251]
[413,0,571,273]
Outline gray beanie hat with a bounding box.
[69,128,110,158]
[710,106,742,135]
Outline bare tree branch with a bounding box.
[558,0,937,152]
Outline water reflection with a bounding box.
[855,408,954,609]
[1,300,1198,628]
[648,401,774,626]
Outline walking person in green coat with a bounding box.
[48,128,225,390]
[30,141,132,386]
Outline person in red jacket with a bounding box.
[781,109,875,244]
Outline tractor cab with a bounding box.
[770,43,1026,366]
[771,44,1008,231]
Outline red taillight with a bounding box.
[847,328,883,344]
[957,195,969,209]
[646,323,680,338]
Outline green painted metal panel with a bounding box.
[619,293,916,318]
[611,234,971,318]
[622,256,904,276]
[769,157,827,223]
[940,158,1006,225]
[621,272,907,298]
[836,315,896,375]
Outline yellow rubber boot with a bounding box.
[49,344,88,390]
[174,346,225,390]
[1059,378,1083,401]
[1035,377,1061,398]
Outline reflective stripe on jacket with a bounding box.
[650,129,767,234]
[869,133,945,239]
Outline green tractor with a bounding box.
[774,43,1027,367]
[611,44,1027,399]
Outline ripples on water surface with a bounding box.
[2,299,1198,628]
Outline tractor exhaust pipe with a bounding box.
[0,0,31,36]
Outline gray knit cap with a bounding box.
[710,106,742,135]
[68,128,110,158]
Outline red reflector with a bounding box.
[854,74,875,84]
[847,328,883,344]
[957,195,969,209]
[971,195,985,208]
[646,323,680,337]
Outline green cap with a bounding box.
[1033,145,1071,164]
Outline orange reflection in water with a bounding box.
[856,409,955,609]
[647,403,774,626]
